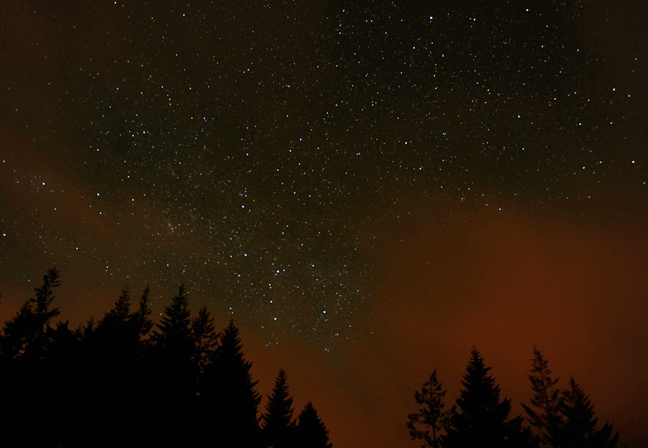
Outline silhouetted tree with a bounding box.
[294,402,332,448]
[152,284,193,350]
[407,369,455,448]
[133,285,154,338]
[43,320,87,447]
[81,286,150,447]
[554,377,620,448]
[102,286,131,322]
[93,286,141,361]
[0,267,61,360]
[147,284,196,446]
[262,369,296,448]
[522,346,563,447]
[0,272,341,448]
[0,268,66,446]
[444,347,535,448]
[201,320,262,447]
[191,305,218,376]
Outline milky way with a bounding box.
[0,0,645,349]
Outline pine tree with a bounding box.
[101,286,132,324]
[522,346,563,447]
[152,284,192,350]
[555,377,620,448]
[84,286,148,448]
[149,284,195,393]
[407,369,455,448]
[43,320,87,447]
[0,267,61,360]
[294,402,332,448]
[191,305,217,376]
[201,320,261,447]
[147,285,196,446]
[262,369,296,448]
[132,285,154,338]
[444,347,534,448]
[0,268,62,446]
[93,286,140,360]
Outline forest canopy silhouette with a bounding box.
[0,268,331,448]
[407,346,623,448]
[0,268,623,447]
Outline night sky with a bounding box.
[1,1,647,447]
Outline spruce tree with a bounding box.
[0,268,62,446]
[444,347,534,448]
[149,284,195,392]
[44,320,87,447]
[294,402,332,448]
[191,305,217,376]
[0,267,61,360]
[101,286,132,324]
[201,320,261,447]
[132,285,154,338]
[152,284,192,350]
[555,377,620,448]
[522,346,563,447]
[262,369,296,448]
[93,286,141,362]
[87,286,145,447]
[147,285,196,446]
[407,369,455,448]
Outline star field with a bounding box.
[0,0,645,350]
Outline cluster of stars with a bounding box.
[0,0,644,349]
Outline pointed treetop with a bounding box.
[112,286,132,320]
[0,267,62,359]
[33,266,61,320]
[407,369,454,448]
[263,368,296,448]
[459,347,501,402]
[152,284,192,346]
[296,402,332,448]
[191,305,217,371]
[444,347,533,448]
[133,285,153,337]
[556,376,621,448]
[99,286,132,329]
[192,306,216,341]
[522,345,562,447]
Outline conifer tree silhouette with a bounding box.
[554,377,620,448]
[93,286,141,363]
[83,286,148,447]
[0,267,61,360]
[0,272,344,448]
[407,369,455,448]
[444,347,534,448]
[147,284,196,446]
[262,369,296,448]
[294,402,333,448]
[41,320,83,446]
[522,346,562,447]
[0,267,64,446]
[152,284,193,350]
[191,305,218,376]
[201,320,262,447]
[133,285,154,338]
[103,286,132,322]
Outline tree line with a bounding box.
[407,346,624,448]
[0,268,332,448]
[0,268,626,448]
